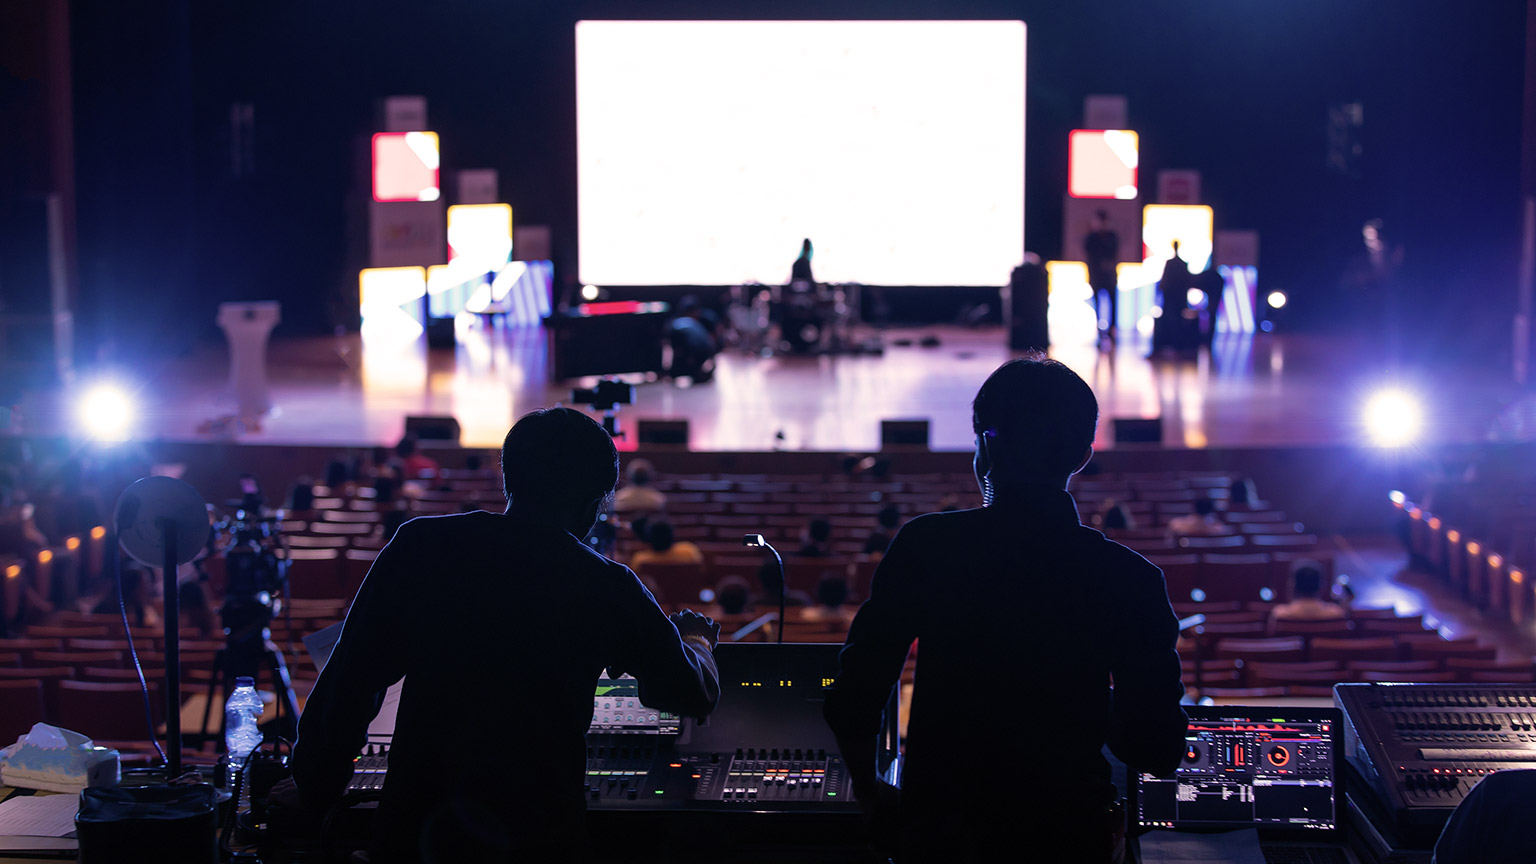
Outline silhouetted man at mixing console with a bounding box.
[279,407,721,862]
[824,356,1188,863]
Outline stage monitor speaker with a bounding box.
[880,419,930,451]
[637,419,689,448]
[425,317,456,349]
[404,415,461,443]
[1113,417,1163,444]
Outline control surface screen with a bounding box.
[1137,715,1337,832]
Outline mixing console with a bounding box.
[348,643,884,818]
[1335,683,1536,845]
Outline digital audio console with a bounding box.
[1335,683,1536,846]
[346,642,892,818]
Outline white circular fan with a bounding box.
[113,476,208,567]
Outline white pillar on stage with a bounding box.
[217,301,281,419]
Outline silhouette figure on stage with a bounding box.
[825,356,1188,863]
[1195,257,1225,345]
[276,408,721,863]
[791,238,815,284]
[1151,241,1195,354]
[1083,211,1121,338]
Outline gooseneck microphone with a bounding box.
[743,534,786,644]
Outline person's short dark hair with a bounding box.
[501,407,619,507]
[323,459,349,488]
[395,436,418,458]
[465,454,483,472]
[972,355,1098,482]
[371,446,391,466]
[1290,561,1325,598]
[648,520,676,552]
[717,577,750,615]
[1102,501,1133,531]
[876,504,901,531]
[1194,498,1216,516]
[1230,477,1258,506]
[626,459,654,487]
[816,576,848,608]
[808,518,832,543]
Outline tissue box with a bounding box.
[0,723,120,793]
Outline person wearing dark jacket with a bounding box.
[824,357,1187,863]
[278,408,720,862]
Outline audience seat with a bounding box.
[0,680,45,744]
[57,680,162,742]
[1310,637,1399,663]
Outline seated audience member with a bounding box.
[1165,498,1226,537]
[395,436,439,480]
[758,560,815,608]
[801,576,857,626]
[709,577,753,617]
[613,459,667,537]
[1097,500,1135,532]
[277,408,720,862]
[1228,476,1260,509]
[799,517,834,557]
[0,467,48,560]
[1270,561,1346,628]
[628,520,704,570]
[824,355,1186,862]
[863,505,902,556]
[366,446,398,482]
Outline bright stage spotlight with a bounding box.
[1363,389,1422,448]
[76,383,135,442]
[1267,291,1287,309]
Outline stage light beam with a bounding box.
[76,383,135,442]
[1363,389,1422,448]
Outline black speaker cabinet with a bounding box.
[1113,417,1163,443]
[404,414,462,443]
[880,419,930,450]
[637,419,689,448]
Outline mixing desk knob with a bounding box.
[627,789,637,800]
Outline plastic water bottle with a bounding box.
[225,677,263,801]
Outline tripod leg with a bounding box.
[202,647,228,749]
[263,642,301,738]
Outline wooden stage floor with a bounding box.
[19,321,1523,453]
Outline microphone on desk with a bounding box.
[743,534,786,645]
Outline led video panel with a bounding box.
[577,20,1026,286]
[372,132,441,203]
[1142,204,1214,273]
[447,203,513,273]
[359,266,426,341]
[1068,130,1138,199]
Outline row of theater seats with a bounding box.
[0,600,348,753]
[1395,491,1535,629]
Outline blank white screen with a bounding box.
[576,20,1026,287]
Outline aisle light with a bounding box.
[1363,388,1422,448]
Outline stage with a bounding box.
[15,318,1522,455]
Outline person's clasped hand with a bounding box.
[669,609,720,649]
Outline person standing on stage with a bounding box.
[791,238,815,284]
[1084,211,1121,339]
[276,407,721,863]
[824,356,1187,863]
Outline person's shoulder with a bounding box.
[1082,528,1164,577]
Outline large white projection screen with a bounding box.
[576,20,1026,287]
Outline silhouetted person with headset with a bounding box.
[277,407,721,863]
[825,356,1187,863]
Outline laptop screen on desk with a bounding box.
[1135,706,1342,834]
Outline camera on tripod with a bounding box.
[571,378,635,439]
